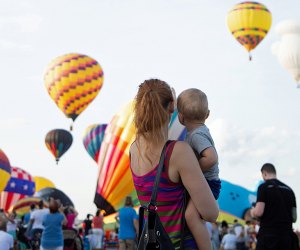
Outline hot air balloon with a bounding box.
[94,103,187,216]
[217,179,257,222]
[33,176,56,193]
[35,187,74,207]
[168,110,187,141]
[45,129,73,164]
[44,53,104,129]
[8,197,48,216]
[0,149,11,193]
[272,20,300,88]
[227,2,272,60]
[83,124,107,163]
[0,166,35,211]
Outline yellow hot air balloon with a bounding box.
[44,53,104,129]
[33,176,56,193]
[227,2,272,60]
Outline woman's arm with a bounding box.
[171,141,219,222]
[70,206,79,217]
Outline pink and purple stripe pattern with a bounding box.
[131,141,197,249]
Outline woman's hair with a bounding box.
[96,209,100,216]
[49,199,59,213]
[134,79,173,144]
[177,88,208,121]
[124,196,134,207]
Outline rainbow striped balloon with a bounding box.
[0,149,11,193]
[83,124,107,163]
[44,53,104,123]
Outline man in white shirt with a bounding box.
[29,200,49,237]
[0,221,14,250]
[221,228,237,250]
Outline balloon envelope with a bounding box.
[0,166,35,211]
[8,197,48,216]
[217,179,257,221]
[35,187,74,207]
[227,2,272,58]
[44,53,104,122]
[83,124,107,162]
[94,103,187,216]
[272,20,300,87]
[0,149,11,192]
[33,176,56,193]
[45,129,73,163]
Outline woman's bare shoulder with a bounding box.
[172,141,193,155]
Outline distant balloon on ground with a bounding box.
[272,20,300,88]
[9,197,48,216]
[83,124,107,163]
[0,166,35,211]
[33,176,56,193]
[35,187,74,207]
[44,53,104,126]
[218,179,257,221]
[45,129,73,164]
[94,103,187,216]
[227,2,272,60]
[0,149,11,193]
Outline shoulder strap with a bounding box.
[149,141,169,207]
[138,206,145,242]
[138,141,168,243]
[152,140,186,249]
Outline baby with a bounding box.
[177,88,221,250]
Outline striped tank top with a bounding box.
[131,140,197,250]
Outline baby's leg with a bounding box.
[185,199,211,250]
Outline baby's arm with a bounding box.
[186,199,212,250]
[198,147,218,173]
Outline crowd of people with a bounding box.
[0,198,106,250]
[0,79,299,250]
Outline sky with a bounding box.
[0,0,300,229]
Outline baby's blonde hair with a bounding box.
[177,88,208,121]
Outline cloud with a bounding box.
[0,14,43,33]
[0,14,42,51]
[0,39,32,50]
[208,118,300,185]
[14,15,43,33]
[0,118,28,130]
